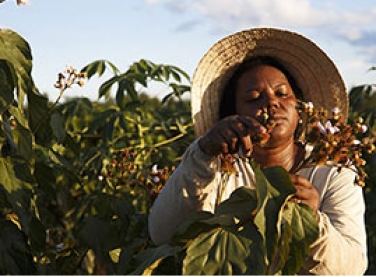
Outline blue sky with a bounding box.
[1,0,376,101]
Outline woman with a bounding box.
[148,28,368,275]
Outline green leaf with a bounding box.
[0,185,11,211]
[77,215,120,260]
[27,91,53,145]
[0,59,16,114]
[109,248,121,263]
[281,202,319,274]
[131,244,183,275]
[2,114,18,156]
[348,84,376,128]
[216,186,258,221]
[80,59,119,79]
[99,76,118,99]
[169,65,190,82]
[162,66,170,81]
[9,117,33,160]
[150,65,162,80]
[89,108,118,131]
[33,162,57,195]
[0,157,32,194]
[173,211,216,244]
[135,59,153,73]
[0,219,36,274]
[115,81,125,108]
[253,164,296,267]
[170,68,181,82]
[183,225,266,275]
[109,197,133,229]
[0,29,34,106]
[120,76,138,101]
[131,72,148,87]
[0,158,33,235]
[50,111,66,143]
[28,216,46,251]
[253,164,318,274]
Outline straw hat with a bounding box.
[191,27,347,137]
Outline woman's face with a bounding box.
[235,65,299,145]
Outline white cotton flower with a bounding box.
[56,243,65,252]
[151,164,158,174]
[352,139,361,145]
[361,125,368,133]
[307,102,314,109]
[317,122,327,135]
[317,121,340,135]
[332,107,340,114]
[325,121,340,134]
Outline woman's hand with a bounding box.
[289,173,320,216]
[198,115,268,157]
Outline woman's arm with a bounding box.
[148,139,220,245]
[299,166,368,275]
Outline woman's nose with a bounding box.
[264,91,279,109]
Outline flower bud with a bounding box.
[367,144,376,154]
[16,0,28,5]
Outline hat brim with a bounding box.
[191,28,347,137]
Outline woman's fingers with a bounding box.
[198,115,267,156]
[237,116,269,146]
[231,119,253,155]
[240,135,253,156]
[237,116,267,135]
[289,174,320,214]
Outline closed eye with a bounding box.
[275,91,289,97]
[245,91,261,101]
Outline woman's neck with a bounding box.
[253,140,300,172]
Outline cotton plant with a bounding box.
[296,100,375,186]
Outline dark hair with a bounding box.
[219,56,303,119]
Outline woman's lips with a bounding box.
[269,116,287,123]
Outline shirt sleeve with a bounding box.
[148,139,220,245]
[298,166,368,275]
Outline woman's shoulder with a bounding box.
[300,164,357,181]
[299,165,361,200]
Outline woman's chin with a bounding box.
[259,132,293,148]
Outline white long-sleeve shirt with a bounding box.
[149,139,368,275]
